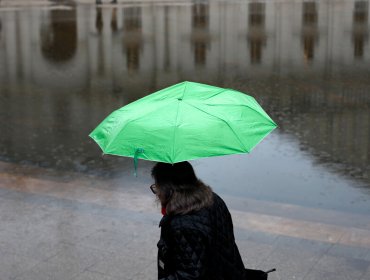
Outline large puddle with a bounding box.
[0,0,369,213]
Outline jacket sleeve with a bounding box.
[160,227,209,280]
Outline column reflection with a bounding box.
[95,7,105,76]
[111,7,118,33]
[123,7,142,71]
[0,17,2,42]
[301,1,318,62]
[352,0,369,58]
[247,1,266,64]
[40,10,77,63]
[191,0,210,66]
[96,7,103,34]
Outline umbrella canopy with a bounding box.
[89,81,277,164]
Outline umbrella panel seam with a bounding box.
[181,101,250,153]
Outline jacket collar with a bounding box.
[159,214,171,228]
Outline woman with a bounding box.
[150,161,247,280]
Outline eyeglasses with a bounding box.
[150,184,157,194]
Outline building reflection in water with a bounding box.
[352,0,369,58]
[247,1,266,64]
[0,1,369,185]
[123,7,142,71]
[301,1,318,62]
[40,10,77,63]
[191,0,210,66]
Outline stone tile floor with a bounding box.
[1,162,370,280]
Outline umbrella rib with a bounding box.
[102,100,175,154]
[195,102,276,127]
[171,104,180,163]
[104,117,137,153]
[212,89,276,127]
[183,101,250,153]
[171,83,188,162]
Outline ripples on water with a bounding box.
[0,1,369,203]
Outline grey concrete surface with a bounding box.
[1,162,370,280]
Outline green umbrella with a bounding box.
[89,81,277,172]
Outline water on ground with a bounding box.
[0,0,369,215]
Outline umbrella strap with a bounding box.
[134,148,144,177]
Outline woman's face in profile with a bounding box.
[150,183,167,205]
[150,183,173,206]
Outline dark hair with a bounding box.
[151,161,213,215]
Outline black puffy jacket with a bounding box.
[157,193,246,280]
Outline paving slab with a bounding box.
[238,239,276,268]
[326,243,370,261]
[360,266,370,280]
[303,254,370,280]
[260,246,323,280]
[87,251,154,279]
[14,260,83,280]
[72,271,117,280]
[311,254,370,277]
[77,229,135,254]
[0,251,41,280]
[273,235,333,255]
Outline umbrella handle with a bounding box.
[134,148,144,177]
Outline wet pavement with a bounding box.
[1,0,370,279]
[1,161,370,280]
